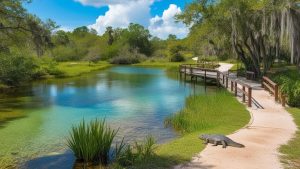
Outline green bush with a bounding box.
[110,56,141,64]
[115,136,156,167]
[35,57,63,77]
[110,47,146,65]
[0,53,39,86]
[67,119,118,165]
[169,44,185,62]
[170,53,185,62]
[272,69,300,107]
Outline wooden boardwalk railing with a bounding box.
[262,76,286,106]
[179,64,253,107]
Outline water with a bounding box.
[0,66,215,168]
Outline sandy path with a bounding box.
[176,63,297,169]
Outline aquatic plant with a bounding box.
[67,119,118,165]
[115,136,156,167]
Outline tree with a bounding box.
[73,26,89,36]
[53,30,70,46]
[124,23,153,56]
[167,34,177,41]
[105,26,114,45]
[178,0,300,76]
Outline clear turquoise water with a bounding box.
[0,66,215,168]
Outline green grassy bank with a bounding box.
[132,91,250,168]
[55,61,112,77]
[280,108,300,169]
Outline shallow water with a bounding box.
[0,66,215,168]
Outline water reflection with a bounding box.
[0,66,216,167]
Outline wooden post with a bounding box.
[217,71,220,87]
[242,86,246,102]
[281,94,286,107]
[184,66,186,81]
[231,81,234,92]
[204,69,207,84]
[235,81,237,96]
[222,74,225,85]
[248,87,252,107]
[261,77,264,88]
[274,84,278,102]
[226,77,228,88]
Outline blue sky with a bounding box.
[25,0,192,39]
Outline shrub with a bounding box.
[272,69,300,107]
[67,119,118,165]
[110,46,146,65]
[115,136,156,167]
[0,53,39,86]
[110,56,141,64]
[170,53,185,62]
[169,44,185,62]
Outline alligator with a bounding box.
[199,134,245,148]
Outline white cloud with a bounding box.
[87,1,189,39]
[148,4,189,39]
[57,26,74,32]
[89,0,152,35]
[74,0,140,7]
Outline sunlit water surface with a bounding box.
[0,66,216,168]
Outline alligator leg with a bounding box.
[213,140,218,146]
[221,141,227,148]
[203,139,209,144]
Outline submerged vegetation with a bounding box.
[280,108,300,169]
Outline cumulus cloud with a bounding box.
[89,0,152,35]
[74,0,140,7]
[87,1,189,39]
[148,4,189,39]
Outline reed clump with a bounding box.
[67,119,117,165]
[67,119,156,167]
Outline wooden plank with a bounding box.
[263,82,275,93]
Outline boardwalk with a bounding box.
[177,63,297,169]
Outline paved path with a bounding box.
[176,63,297,169]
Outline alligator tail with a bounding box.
[232,142,245,148]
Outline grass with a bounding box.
[133,90,250,168]
[280,108,300,169]
[134,59,196,68]
[56,61,112,77]
[67,119,117,165]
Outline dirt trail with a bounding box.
[176,63,297,169]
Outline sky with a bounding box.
[25,0,193,39]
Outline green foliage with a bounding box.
[280,108,300,169]
[115,136,156,167]
[272,68,300,107]
[67,119,118,165]
[165,90,250,133]
[0,53,39,86]
[124,23,153,56]
[169,44,185,62]
[110,47,146,65]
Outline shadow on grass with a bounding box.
[131,154,215,169]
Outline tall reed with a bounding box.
[67,119,118,165]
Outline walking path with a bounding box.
[176,63,297,169]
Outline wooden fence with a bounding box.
[262,76,286,106]
[179,64,253,107]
